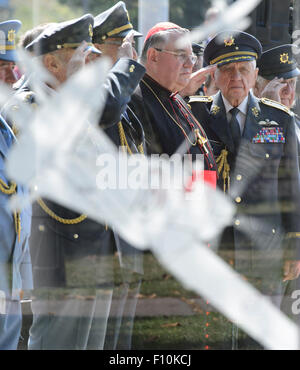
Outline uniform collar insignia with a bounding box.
[211,105,220,115]
[251,106,259,117]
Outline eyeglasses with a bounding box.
[154,48,197,65]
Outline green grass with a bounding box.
[131,314,233,350]
[19,250,264,350]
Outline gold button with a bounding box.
[236,174,242,181]
[272,229,276,234]
[38,225,45,232]
[129,64,135,73]
[234,219,240,226]
[73,234,79,239]
[235,197,242,203]
[265,153,270,158]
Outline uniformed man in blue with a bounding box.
[6,13,145,350]
[92,2,145,350]
[0,114,32,350]
[0,19,32,350]
[189,30,300,349]
[0,19,21,86]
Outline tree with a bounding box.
[10,0,82,33]
[58,0,213,30]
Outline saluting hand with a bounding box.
[283,260,300,282]
[179,64,217,98]
[117,30,137,61]
[260,77,287,104]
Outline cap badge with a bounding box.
[280,53,292,64]
[89,24,93,38]
[7,29,16,43]
[224,36,234,47]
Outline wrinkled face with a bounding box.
[149,33,195,92]
[279,77,297,108]
[0,60,17,85]
[213,61,258,105]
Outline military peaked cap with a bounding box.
[258,44,300,80]
[93,1,142,43]
[0,20,21,62]
[204,30,262,67]
[26,14,101,56]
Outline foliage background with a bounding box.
[1,0,213,35]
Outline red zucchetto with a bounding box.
[144,22,181,43]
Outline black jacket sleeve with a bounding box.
[99,58,145,129]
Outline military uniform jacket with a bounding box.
[0,116,32,298]
[104,64,146,276]
[5,58,146,288]
[294,114,300,161]
[190,91,300,279]
[129,74,217,172]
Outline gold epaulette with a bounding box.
[260,97,294,116]
[188,95,213,104]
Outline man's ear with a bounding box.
[43,53,60,73]
[211,67,217,83]
[147,47,158,63]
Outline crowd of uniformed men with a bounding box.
[0,1,300,350]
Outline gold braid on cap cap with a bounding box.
[210,51,258,65]
[56,42,94,49]
[106,23,133,37]
[0,45,16,50]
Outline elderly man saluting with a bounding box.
[189,30,300,349]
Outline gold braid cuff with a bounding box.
[216,149,230,192]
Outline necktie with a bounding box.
[229,107,241,149]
